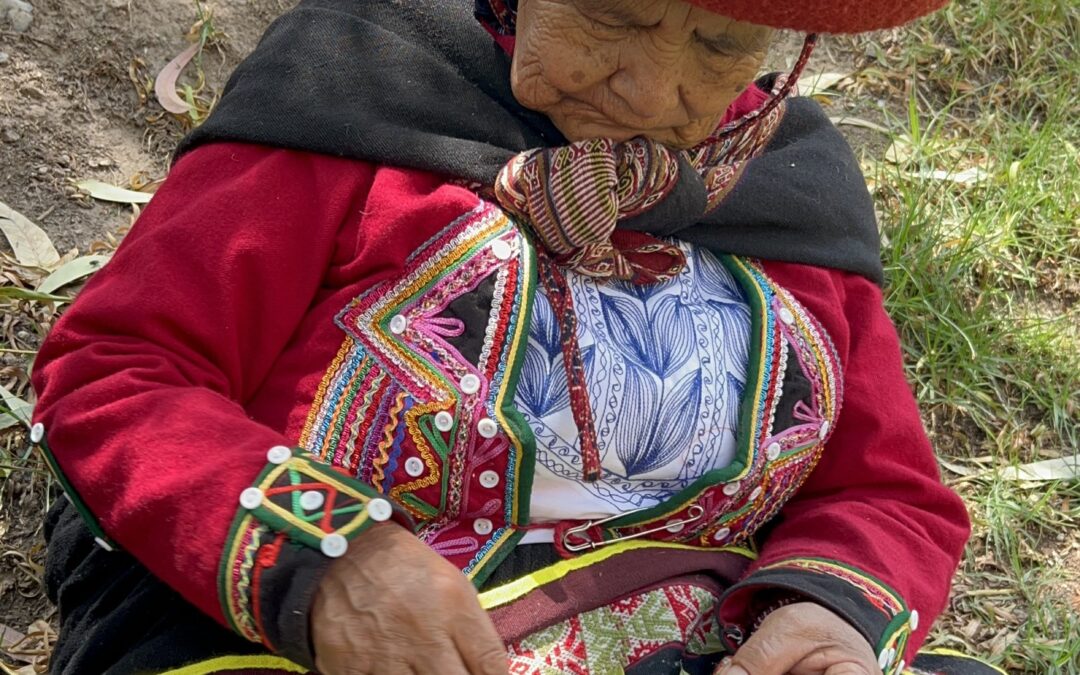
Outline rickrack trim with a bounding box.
[219,447,413,643]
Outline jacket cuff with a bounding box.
[718,557,918,675]
[219,446,413,664]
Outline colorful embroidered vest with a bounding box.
[300,201,842,582]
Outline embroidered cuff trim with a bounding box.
[220,447,413,644]
[719,557,916,675]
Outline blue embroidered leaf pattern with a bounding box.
[649,370,703,473]
[695,248,744,303]
[650,295,695,377]
[612,362,661,476]
[598,292,652,371]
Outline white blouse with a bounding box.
[514,242,751,543]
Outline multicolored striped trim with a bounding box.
[298,201,538,584]
[219,448,412,644]
[726,557,915,675]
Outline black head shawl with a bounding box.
[177,0,883,285]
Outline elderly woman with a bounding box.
[31,0,994,674]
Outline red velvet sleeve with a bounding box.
[719,262,971,673]
[28,143,410,652]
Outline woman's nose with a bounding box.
[608,54,682,122]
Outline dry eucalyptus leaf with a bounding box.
[0,201,61,269]
[155,43,201,114]
[997,454,1080,482]
[36,255,111,294]
[801,71,851,98]
[75,180,154,205]
[0,382,33,430]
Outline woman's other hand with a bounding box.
[311,524,509,675]
[715,602,880,675]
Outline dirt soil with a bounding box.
[0,0,294,649]
[0,0,870,660]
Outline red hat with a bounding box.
[685,0,949,33]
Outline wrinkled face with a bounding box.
[512,0,773,148]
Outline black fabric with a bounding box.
[44,499,262,675]
[771,341,814,432]
[177,0,884,285]
[445,274,497,366]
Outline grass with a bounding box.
[1,0,1078,672]
[842,0,1080,671]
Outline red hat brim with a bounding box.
[686,0,949,33]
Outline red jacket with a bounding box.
[31,141,969,671]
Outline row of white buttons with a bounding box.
[875,611,920,671]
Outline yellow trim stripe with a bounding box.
[159,655,308,674]
[915,648,1008,675]
[477,539,755,610]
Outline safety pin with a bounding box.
[561,504,706,553]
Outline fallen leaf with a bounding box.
[801,71,851,97]
[0,200,61,268]
[830,116,893,136]
[912,167,991,186]
[75,180,153,205]
[997,454,1080,482]
[36,254,110,294]
[884,138,915,165]
[155,42,201,114]
[0,382,33,430]
[0,286,70,303]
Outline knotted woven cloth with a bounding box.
[492,37,812,284]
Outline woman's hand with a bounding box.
[715,602,880,675]
[311,523,509,675]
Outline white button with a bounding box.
[713,527,731,542]
[404,457,425,477]
[779,307,796,325]
[818,421,831,440]
[479,470,500,488]
[878,649,892,670]
[366,498,393,522]
[722,481,741,496]
[909,609,920,630]
[460,374,481,395]
[29,422,44,444]
[665,520,685,534]
[749,486,764,501]
[434,411,454,432]
[267,445,292,464]
[473,518,493,535]
[299,490,325,511]
[239,487,264,510]
[477,417,499,438]
[766,442,782,460]
[320,533,348,558]
[490,239,513,261]
[94,536,114,552]
[389,314,408,335]
[895,660,905,675]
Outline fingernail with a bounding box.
[716,661,749,675]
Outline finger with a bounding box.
[411,635,471,675]
[451,604,509,675]
[714,620,814,675]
